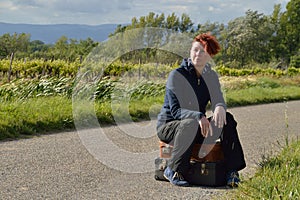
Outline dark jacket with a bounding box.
[157,58,226,130]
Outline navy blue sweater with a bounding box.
[157,58,226,130]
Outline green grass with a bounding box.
[0,96,164,140]
[220,75,300,91]
[1,75,300,140]
[221,75,300,107]
[0,97,74,140]
[1,85,299,140]
[225,86,300,107]
[230,139,300,199]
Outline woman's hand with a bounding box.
[199,116,212,138]
[212,106,227,128]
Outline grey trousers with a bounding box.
[157,112,246,177]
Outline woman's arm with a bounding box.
[166,70,205,121]
[202,65,227,128]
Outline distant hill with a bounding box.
[0,22,119,44]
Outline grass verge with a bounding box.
[0,84,300,140]
[230,139,300,199]
[0,96,164,140]
[0,96,74,140]
[225,86,300,107]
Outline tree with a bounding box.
[196,21,224,36]
[29,40,47,52]
[179,13,193,32]
[166,13,180,31]
[277,0,300,63]
[107,12,195,64]
[224,10,274,66]
[78,38,98,56]
[269,4,285,62]
[47,36,99,61]
[0,33,30,58]
[109,12,195,37]
[52,36,69,60]
[27,40,51,59]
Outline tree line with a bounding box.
[0,0,299,68]
[0,34,98,62]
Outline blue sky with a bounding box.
[0,0,289,25]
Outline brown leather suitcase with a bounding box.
[186,160,226,186]
[154,158,226,187]
[159,141,224,162]
[155,141,226,186]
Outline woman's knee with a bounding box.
[180,118,198,128]
[179,118,199,135]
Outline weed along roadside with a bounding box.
[229,139,300,199]
[225,100,300,199]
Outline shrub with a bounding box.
[290,54,300,68]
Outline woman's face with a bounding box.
[190,42,210,68]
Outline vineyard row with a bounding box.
[1,59,300,83]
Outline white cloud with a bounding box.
[0,1,18,10]
[208,5,222,13]
[0,0,289,25]
[208,6,215,12]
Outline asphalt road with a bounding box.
[1,100,299,199]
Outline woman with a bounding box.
[156,33,246,187]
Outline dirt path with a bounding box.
[1,101,299,199]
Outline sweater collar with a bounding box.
[181,58,212,75]
[181,58,195,74]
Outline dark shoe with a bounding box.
[163,167,189,187]
[226,170,240,188]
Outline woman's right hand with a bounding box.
[199,116,212,138]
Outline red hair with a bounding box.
[193,33,221,56]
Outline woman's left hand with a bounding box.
[212,106,227,128]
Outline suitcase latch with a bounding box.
[162,145,171,154]
[201,163,209,175]
[159,159,167,170]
